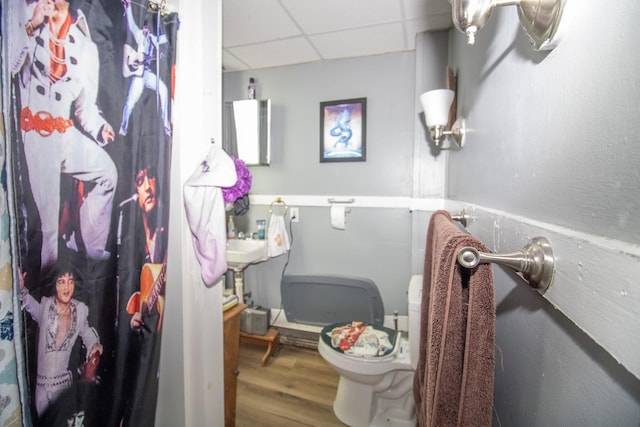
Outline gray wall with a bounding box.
[223,2,640,423]
[224,53,416,197]
[446,0,640,425]
[447,4,640,244]
[223,52,420,315]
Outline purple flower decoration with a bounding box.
[222,157,252,204]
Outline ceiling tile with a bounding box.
[223,0,300,47]
[425,12,453,30]
[222,51,250,72]
[227,37,322,70]
[280,0,402,34]
[310,23,405,61]
[403,0,430,20]
[221,0,452,71]
[427,0,454,17]
[405,0,452,20]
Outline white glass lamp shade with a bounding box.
[420,89,455,127]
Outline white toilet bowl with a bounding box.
[317,275,423,427]
[318,333,416,427]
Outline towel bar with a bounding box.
[457,237,555,293]
[269,197,288,216]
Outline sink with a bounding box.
[226,239,268,271]
[227,239,269,304]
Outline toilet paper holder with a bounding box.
[328,198,353,214]
[328,199,352,230]
[328,198,354,206]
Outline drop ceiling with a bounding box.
[222,0,453,72]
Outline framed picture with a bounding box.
[320,97,366,162]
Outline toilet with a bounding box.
[280,274,423,427]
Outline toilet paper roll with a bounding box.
[330,205,347,230]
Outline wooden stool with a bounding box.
[240,327,280,366]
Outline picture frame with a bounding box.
[320,97,367,162]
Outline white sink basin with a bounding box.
[226,239,268,271]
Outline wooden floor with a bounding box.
[236,341,345,426]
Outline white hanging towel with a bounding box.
[267,213,290,257]
[183,145,237,285]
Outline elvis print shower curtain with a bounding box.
[4,1,177,425]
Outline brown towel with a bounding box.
[413,210,495,427]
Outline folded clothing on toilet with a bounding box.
[322,322,397,358]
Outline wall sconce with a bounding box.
[450,0,566,51]
[420,89,466,148]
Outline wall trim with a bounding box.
[445,201,640,380]
[250,194,446,210]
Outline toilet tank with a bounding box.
[408,275,423,369]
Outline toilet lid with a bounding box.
[321,322,399,359]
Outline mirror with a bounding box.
[223,99,271,166]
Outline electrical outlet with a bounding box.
[290,207,299,223]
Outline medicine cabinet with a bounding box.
[223,99,271,166]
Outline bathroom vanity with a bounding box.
[223,303,247,427]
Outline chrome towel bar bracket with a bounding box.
[451,209,471,228]
[457,237,556,293]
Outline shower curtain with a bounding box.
[0,25,25,426]
[3,1,178,426]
